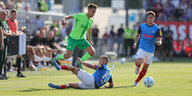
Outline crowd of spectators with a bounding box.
[144,0,192,21]
[0,0,53,12]
[0,1,72,79]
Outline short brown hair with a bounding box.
[146,11,155,17]
[100,55,109,63]
[88,3,97,9]
[11,9,17,14]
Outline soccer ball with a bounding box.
[120,58,126,64]
[144,77,154,87]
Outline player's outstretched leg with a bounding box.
[76,46,95,69]
[51,60,61,70]
[51,50,73,70]
[134,63,149,86]
[51,54,61,70]
[60,65,79,75]
[48,83,62,89]
[135,58,143,74]
[48,83,69,89]
[48,83,79,89]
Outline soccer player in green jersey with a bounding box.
[51,3,97,68]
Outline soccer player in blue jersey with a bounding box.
[132,11,162,86]
[48,55,113,89]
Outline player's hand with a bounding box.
[156,41,162,46]
[0,43,4,50]
[7,33,13,37]
[132,43,137,49]
[77,57,83,64]
[61,19,68,25]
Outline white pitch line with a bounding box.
[0,80,25,84]
[0,81,64,91]
[0,83,46,90]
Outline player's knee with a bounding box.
[135,59,142,65]
[89,50,95,56]
[143,64,149,70]
[64,54,72,59]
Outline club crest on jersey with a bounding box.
[159,31,162,36]
[152,30,155,33]
[81,24,85,28]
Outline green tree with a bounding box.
[128,0,142,9]
[85,0,111,7]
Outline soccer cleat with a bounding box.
[2,74,8,79]
[134,81,138,86]
[48,83,61,89]
[51,54,61,70]
[135,66,140,75]
[0,75,6,80]
[17,73,26,77]
[52,54,59,62]
[51,60,61,70]
[76,60,83,69]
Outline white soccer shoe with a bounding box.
[134,81,138,86]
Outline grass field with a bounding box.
[0,61,192,96]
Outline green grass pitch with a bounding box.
[0,61,192,96]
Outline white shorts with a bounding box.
[77,69,95,89]
[136,49,154,65]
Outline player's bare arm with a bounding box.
[62,15,74,25]
[77,57,96,69]
[0,27,4,50]
[105,81,113,88]
[3,30,13,37]
[87,28,92,45]
[156,37,162,46]
[133,33,141,49]
[64,15,74,20]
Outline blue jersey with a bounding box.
[138,23,162,53]
[92,64,113,88]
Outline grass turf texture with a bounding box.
[0,61,192,96]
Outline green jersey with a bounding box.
[70,13,93,40]
[1,20,9,31]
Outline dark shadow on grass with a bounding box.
[190,81,192,83]
[113,85,134,88]
[19,85,138,92]
[18,88,53,92]
[98,85,135,89]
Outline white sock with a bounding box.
[43,56,51,62]
[34,55,44,62]
[29,61,33,66]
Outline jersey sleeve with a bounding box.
[94,64,104,70]
[155,28,163,38]
[138,26,142,34]
[73,13,82,19]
